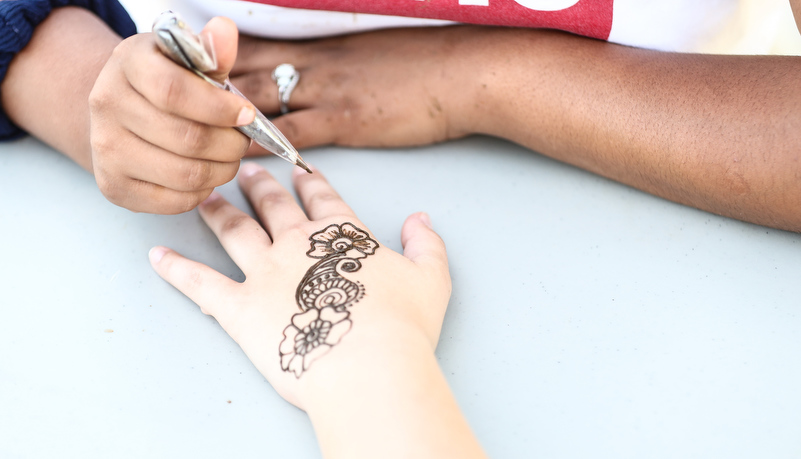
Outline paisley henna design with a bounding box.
[279,223,379,378]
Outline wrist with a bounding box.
[1,7,121,170]
[298,325,483,459]
[296,318,436,413]
[440,26,526,140]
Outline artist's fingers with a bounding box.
[292,166,356,221]
[121,33,254,128]
[148,246,240,317]
[118,86,250,161]
[197,191,273,268]
[95,170,213,214]
[237,162,308,238]
[200,17,239,82]
[105,136,239,192]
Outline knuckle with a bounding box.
[237,37,259,61]
[283,225,310,242]
[94,173,118,200]
[180,122,212,155]
[107,39,132,68]
[173,194,203,214]
[219,214,253,238]
[182,161,213,190]
[221,161,240,183]
[95,174,130,209]
[276,117,301,142]
[237,137,251,158]
[156,76,184,110]
[210,95,240,125]
[88,84,112,112]
[89,132,115,158]
[184,268,205,294]
[257,188,291,210]
[241,70,271,102]
[306,190,340,207]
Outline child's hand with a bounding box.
[148,163,451,409]
[89,17,255,214]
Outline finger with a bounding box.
[237,162,308,237]
[200,17,239,81]
[229,69,281,114]
[95,170,213,214]
[273,108,343,150]
[401,212,449,276]
[230,66,321,116]
[292,165,356,221]
[241,109,338,155]
[109,135,240,192]
[197,191,273,268]
[149,246,239,318]
[121,35,255,128]
[119,86,250,161]
[232,36,313,76]
[229,47,324,115]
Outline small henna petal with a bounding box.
[291,308,319,329]
[279,325,300,354]
[324,319,352,346]
[353,239,378,255]
[280,352,294,371]
[311,224,341,242]
[288,355,305,377]
[319,306,349,324]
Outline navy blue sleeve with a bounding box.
[0,0,136,140]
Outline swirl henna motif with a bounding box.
[279,223,379,378]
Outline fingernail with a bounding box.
[201,191,221,206]
[418,212,433,229]
[240,162,262,178]
[149,246,168,264]
[237,106,255,126]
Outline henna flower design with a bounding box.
[307,223,378,260]
[279,306,352,378]
[280,222,378,378]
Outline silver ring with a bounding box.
[271,63,300,115]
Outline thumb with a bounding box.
[401,212,449,275]
[200,16,239,81]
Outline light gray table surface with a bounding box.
[1,135,800,459]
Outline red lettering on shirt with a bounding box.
[242,0,614,40]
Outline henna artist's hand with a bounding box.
[148,162,451,408]
[88,18,255,214]
[229,26,483,154]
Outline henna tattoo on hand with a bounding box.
[278,223,379,378]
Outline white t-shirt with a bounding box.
[122,0,800,54]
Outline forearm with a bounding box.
[452,29,801,232]
[1,6,122,171]
[301,326,486,459]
